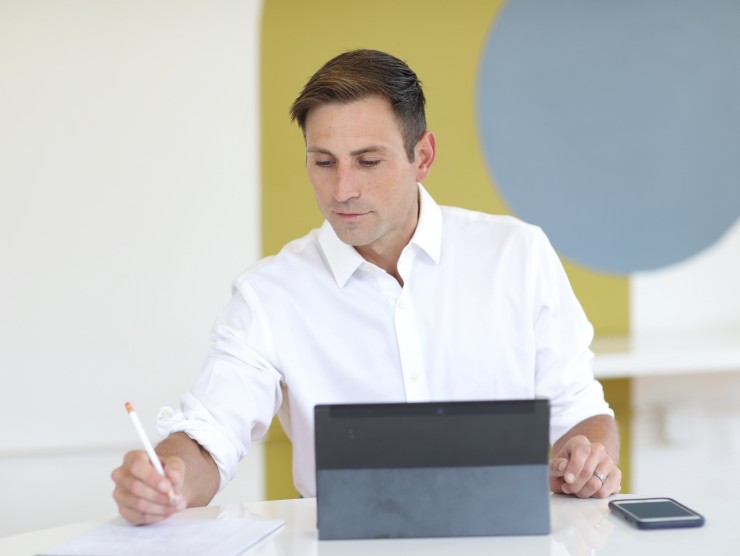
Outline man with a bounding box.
[112,49,621,525]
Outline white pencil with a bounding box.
[125,401,176,503]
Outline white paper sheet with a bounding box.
[39,517,284,556]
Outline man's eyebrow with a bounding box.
[306,146,387,156]
[306,147,334,156]
[350,145,386,156]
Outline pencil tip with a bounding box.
[125,401,134,413]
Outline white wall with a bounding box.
[0,0,264,537]
[632,218,740,334]
[629,193,740,499]
[0,445,264,538]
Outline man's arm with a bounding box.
[111,431,220,524]
[549,414,622,498]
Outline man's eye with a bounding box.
[359,159,381,167]
[314,160,334,168]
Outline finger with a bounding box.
[592,467,622,499]
[112,451,184,523]
[560,444,591,490]
[563,444,606,495]
[160,459,187,507]
[550,436,589,491]
[127,455,177,502]
[112,454,165,504]
[125,451,171,487]
[114,482,182,521]
[112,464,181,515]
[550,476,568,494]
[567,458,621,499]
[119,470,175,507]
[567,470,605,498]
[162,456,186,495]
[549,457,568,478]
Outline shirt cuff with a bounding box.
[156,393,244,492]
[548,379,615,445]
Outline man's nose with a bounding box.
[334,165,360,202]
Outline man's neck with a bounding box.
[353,189,421,287]
[355,244,405,287]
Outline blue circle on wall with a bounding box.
[477,0,740,273]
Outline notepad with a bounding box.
[39,517,284,556]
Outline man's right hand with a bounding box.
[111,450,187,525]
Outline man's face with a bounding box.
[304,95,434,262]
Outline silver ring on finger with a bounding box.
[593,469,606,486]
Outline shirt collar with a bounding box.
[317,183,443,288]
[413,183,443,264]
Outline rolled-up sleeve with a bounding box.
[529,228,613,445]
[157,279,283,492]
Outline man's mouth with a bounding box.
[334,211,369,221]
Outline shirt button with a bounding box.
[410,373,420,382]
[157,407,174,419]
[398,300,407,310]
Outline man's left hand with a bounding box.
[550,435,621,498]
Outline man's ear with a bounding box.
[414,131,436,182]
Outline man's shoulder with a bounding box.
[440,205,542,238]
[235,228,324,284]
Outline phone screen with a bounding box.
[616,500,695,519]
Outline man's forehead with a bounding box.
[305,96,399,131]
[304,98,404,152]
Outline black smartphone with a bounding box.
[608,497,705,529]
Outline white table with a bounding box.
[1,495,737,555]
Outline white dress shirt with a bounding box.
[158,184,612,497]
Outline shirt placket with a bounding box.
[364,249,429,402]
[394,289,428,401]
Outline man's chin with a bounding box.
[331,225,373,248]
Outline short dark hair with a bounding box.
[289,49,426,161]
